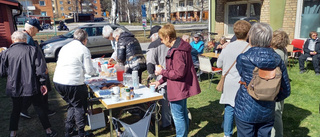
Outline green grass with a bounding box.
[1,60,320,137]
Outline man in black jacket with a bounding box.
[0,31,57,137]
[298,31,320,75]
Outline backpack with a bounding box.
[240,67,282,101]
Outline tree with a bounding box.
[100,0,111,13]
[111,0,118,24]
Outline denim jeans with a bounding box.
[170,99,188,137]
[224,104,234,136]
[235,117,274,137]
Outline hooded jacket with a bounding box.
[159,38,201,102]
[235,47,291,123]
[117,32,146,71]
[0,42,47,97]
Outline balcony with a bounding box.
[177,7,186,12]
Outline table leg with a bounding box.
[109,109,113,137]
[155,101,159,137]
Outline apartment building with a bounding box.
[145,0,209,22]
[18,0,54,17]
[53,0,102,18]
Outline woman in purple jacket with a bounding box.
[151,24,201,137]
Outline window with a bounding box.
[94,0,97,3]
[59,1,63,4]
[41,11,47,16]
[188,1,193,6]
[68,7,72,10]
[155,6,158,10]
[62,13,65,16]
[176,3,178,7]
[225,2,261,35]
[96,27,103,36]
[179,2,184,7]
[67,1,71,4]
[95,12,98,15]
[84,27,94,36]
[299,0,320,38]
[39,1,45,6]
[60,7,64,11]
[94,6,97,10]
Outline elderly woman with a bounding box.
[235,23,291,137]
[270,30,290,137]
[217,20,251,137]
[152,24,201,137]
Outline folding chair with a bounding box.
[286,44,294,68]
[112,103,156,137]
[198,55,222,88]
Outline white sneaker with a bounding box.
[20,112,32,119]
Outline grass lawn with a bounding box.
[0,59,319,137]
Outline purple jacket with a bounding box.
[159,38,201,102]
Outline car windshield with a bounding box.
[62,29,76,38]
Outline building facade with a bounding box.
[209,0,320,41]
[145,0,209,22]
[53,0,102,18]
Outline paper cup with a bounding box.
[150,85,155,92]
[113,86,120,95]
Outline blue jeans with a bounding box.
[170,99,189,137]
[224,104,234,136]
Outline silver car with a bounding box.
[41,24,128,60]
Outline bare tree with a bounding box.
[126,0,132,24]
[111,0,118,24]
[193,0,208,22]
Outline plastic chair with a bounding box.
[112,103,156,137]
[198,55,222,88]
[291,39,304,56]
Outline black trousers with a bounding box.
[54,82,88,137]
[10,94,51,131]
[299,53,320,73]
[21,93,49,114]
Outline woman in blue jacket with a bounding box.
[235,23,291,137]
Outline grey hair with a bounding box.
[181,34,190,41]
[112,28,125,38]
[220,36,227,42]
[73,29,88,42]
[24,23,34,31]
[11,31,27,42]
[248,23,273,47]
[102,25,113,38]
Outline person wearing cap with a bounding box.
[146,25,173,130]
[190,33,204,65]
[102,25,118,64]
[0,31,57,137]
[21,19,56,119]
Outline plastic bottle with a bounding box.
[115,63,124,81]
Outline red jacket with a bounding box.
[159,38,201,102]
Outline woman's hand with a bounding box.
[155,66,163,76]
[150,81,160,88]
[40,85,48,95]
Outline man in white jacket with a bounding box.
[53,29,96,137]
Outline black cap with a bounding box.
[28,19,43,31]
[242,17,259,25]
[193,34,200,37]
[148,25,161,38]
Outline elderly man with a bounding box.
[21,18,55,119]
[53,29,96,137]
[113,28,146,83]
[299,31,320,75]
[146,25,173,130]
[190,34,204,65]
[0,31,57,137]
[102,25,117,64]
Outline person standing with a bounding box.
[21,18,55,119]
[146,25,172,130]
[217,20,251,137]
[113,28,147,83]
[235,23,291,137]
[53,29,97,137]
[102,25,118,64]
[298,31,320,75]
[0,31,57,137]
[270,30,290,137]
[151,24,201,137]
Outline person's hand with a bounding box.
[40,85,48,95]
[150,81,160,88]
[155,66,163,76]
[310,51,317,55]
[108,58,115,64]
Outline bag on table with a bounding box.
[241,67,282,101]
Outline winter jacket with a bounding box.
[302,38,320,55]
[159,38,201,102]
[117,31,146,71]
[235,47,291,123]
[0,42,47,97]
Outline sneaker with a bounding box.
[47,110,56,117]
[300,69,307,74]
[20,112,31,119]
[46,130,57,137]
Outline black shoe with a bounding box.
[20,112,31,119]
[46,130,57,137]
[300,69,307,74]
[47,110,56,117]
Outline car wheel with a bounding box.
[55,48,61,61]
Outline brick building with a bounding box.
[209,0,320,41]
[53,0,102,18]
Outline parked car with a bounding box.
[41,23,129,60]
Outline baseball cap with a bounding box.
[193,34,200,37]
[148,25,161,38]
[28,19,43,31]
